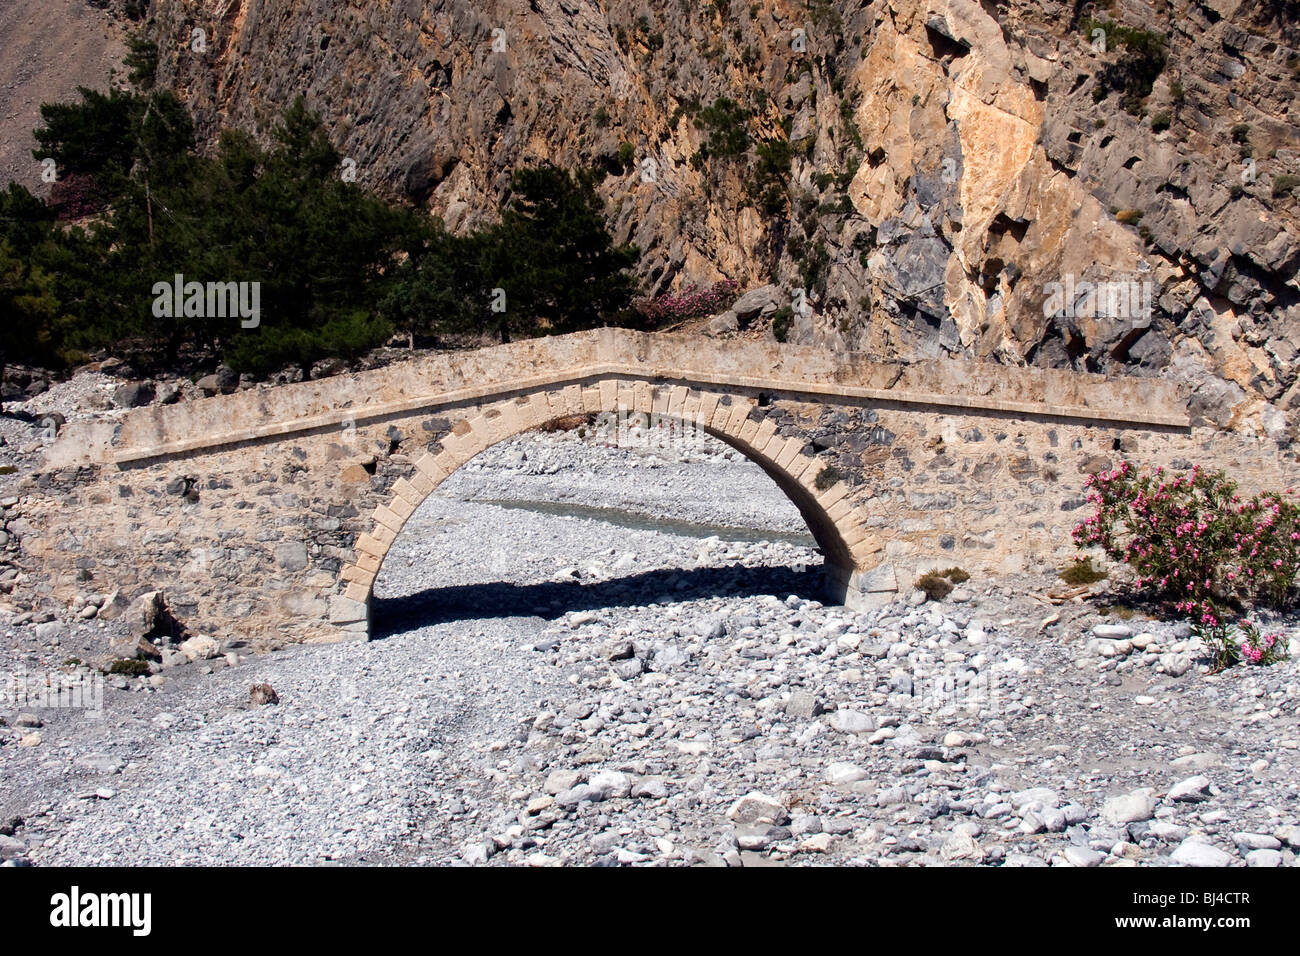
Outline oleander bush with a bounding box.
[634,279,740,325]
[1072,462,1298,667]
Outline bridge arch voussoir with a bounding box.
[330,378,882,638]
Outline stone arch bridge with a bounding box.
[20,329,1291,645]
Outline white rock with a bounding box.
[940,831,982,861]
[1245,849,1283,867]
[1273,824,1300,848]
[1168,775,1212,803]
[1100,788,1157,826]
[1233,832,1281,851]
[1010,787,1060,811]
[800,833,832,853]
[1171,838,1233,867]
[726,792,789,825]
[825,762,867,785]
[461,842,492,865]
[544,770,581,794]
[588,770,631,799]
[1063,846,1105,867]
[830,710,875,734]
[1171,752,1220,771]
[1092,623,1133,639]
[179,635,221,661]
[1149,821,1189,842]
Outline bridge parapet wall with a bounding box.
[45,329,1189,470]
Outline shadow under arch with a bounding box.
[369,564,828,638]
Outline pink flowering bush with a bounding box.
[1219,619,1289,668]
[1072,462,1298,668]
[635,279,740,325]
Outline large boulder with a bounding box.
[730,285,781,323]
[179,635,221,662]
[124,590,182,642]
[112,382,155,409]
[705,310,739,335]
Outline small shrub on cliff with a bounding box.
[771,305,793,342]
[693,97,751,160]
[1081,18,1167,112]
[1073,462,1299,666]
[814,465,842,491]
[1273,174,1300,199]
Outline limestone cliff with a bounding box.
[68,1,1300,436]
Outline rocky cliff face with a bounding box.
[131,1,1300,436]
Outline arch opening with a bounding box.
[368,426,828,637]
[331,380,885,639]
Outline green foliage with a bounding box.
[752,137,793,213]
[799,240,830,295]
[1150,112,1171,132]
[1060,556,1108,585]
[0,240,66,379]
[771,304,793,342]
[1074,462,1299,667]
[124,31,159,90]
[8,78,640,381]
[483,165,639,341]
[617,141,635,170]
[1273,174,1300,198]
[838,97,863,151]
[33,86,142,181]
[106,659,151,676]
[382,166,638,347]
[804,0,843,31]
[379,221,483,346]
[693,96,751,159]
[1081,18,1167,112]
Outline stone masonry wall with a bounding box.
[12,331,1297,646]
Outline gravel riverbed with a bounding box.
[1,428,1298,867]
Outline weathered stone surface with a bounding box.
[22,330,1297,647]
